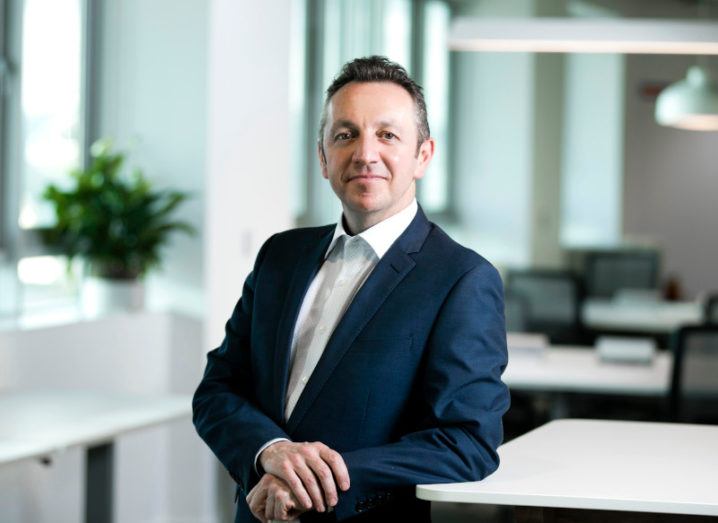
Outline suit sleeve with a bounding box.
[192,234,290,494]
[334,261,510,520]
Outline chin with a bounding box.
[347,196,386,214]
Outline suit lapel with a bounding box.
[271,227,334,420]
[286,208,432,433]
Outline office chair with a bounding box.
[504,290,529,332]
[670,325,718,424]
[705,294,718,324]
[584,250,660,299]
[505,269,584,344]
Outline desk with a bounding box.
[0,391,191,523]
[582,299,703,334]
[505,346,672,396]
[417,419,718,519]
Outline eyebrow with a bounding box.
[330,120,359,134]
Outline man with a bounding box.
[193,56,509,523]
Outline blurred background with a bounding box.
[1,0,717,522]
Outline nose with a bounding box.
[352,133,379,166]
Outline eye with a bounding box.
[334,132,352,141]
[380,131,397,140]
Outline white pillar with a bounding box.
[205,0,294,347]
[203,1,294,520]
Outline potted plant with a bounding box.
[41,139,195,315]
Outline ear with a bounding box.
[413,138,435,181]
[317,141,329,180]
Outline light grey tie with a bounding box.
[285,235,376,420]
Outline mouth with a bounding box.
[347,174,387,182]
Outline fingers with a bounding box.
[262,443,312,508]
[274,488,296,521]
[306,454,337,508]
[294,462,326,512]
[255,475,301,522]
[246,486,267,523]
[319,445,351,491]
[280,466,313,510]
[245,488,256,517]
[264,488,276,522]
[260,441,350,512]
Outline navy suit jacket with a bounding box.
[192,208,510,522]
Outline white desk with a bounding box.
[417,419,718,517]
[505,346,672,396]
[0,390,191,464]
[0,391,192,522]
[582,298,703,334]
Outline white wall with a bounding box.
[0,312,206,523]
[97,0,208,313]
[203,0,294,346]
[622,54,718,298]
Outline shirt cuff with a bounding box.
[254,437,291,474]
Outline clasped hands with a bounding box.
[246,441,350,523]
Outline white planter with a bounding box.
[81,277,145,317]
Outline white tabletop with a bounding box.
[0,390,192,465]
[504,346,672,396]
[417,419,718,516]
[582,298,703,333]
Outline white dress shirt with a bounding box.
[254,199,418,466]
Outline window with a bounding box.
[418,0,451,214]
[0,0,92,317]
[560,53,625,248]
[19,0,84,229]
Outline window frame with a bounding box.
[0,0,22,316]
[0,0,4,253]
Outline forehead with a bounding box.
[326,81,416,126]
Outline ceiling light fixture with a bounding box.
[655,65,718,131]
[449,18,718,55]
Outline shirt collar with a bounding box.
[325,199,418,260]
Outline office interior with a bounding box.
[0,0,717,522]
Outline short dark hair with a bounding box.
[318,56,430,154]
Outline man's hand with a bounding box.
[259,441,350,512]
[246,473,307,523]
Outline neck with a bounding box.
[343,198,415,235]
[343,212,382,235]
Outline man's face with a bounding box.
[319,81,434,226]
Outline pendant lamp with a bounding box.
[655,65,718,131]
